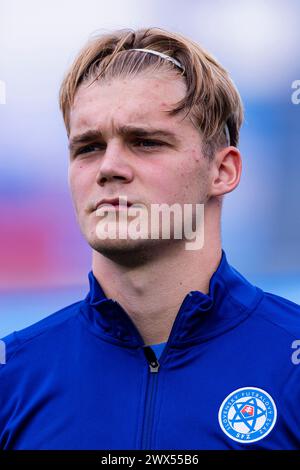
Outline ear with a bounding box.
[209,146,242,197]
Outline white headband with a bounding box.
[131,48,185,72]
[224,123,231,145]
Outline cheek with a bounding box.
[68,167,78,199]
[171,160,209,202]
[68,165,88,209]
[150,169,193,203]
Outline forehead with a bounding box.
[69,75,191,137]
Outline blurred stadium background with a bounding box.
[0,0,299,337]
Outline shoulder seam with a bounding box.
[254,302,300,340]
[219,271,263,314]
[0,309,81,377]
[260,313,299,339]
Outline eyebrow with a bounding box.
[68,125,179,152]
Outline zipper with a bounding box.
[139,295,193,449]
[140,346,160,449]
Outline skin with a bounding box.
[68,72,242,345]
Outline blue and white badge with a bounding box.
[218,387,277,443]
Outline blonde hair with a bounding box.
[59,27,244,159]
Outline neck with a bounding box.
[91,213,222,346]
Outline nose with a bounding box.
[96,141,134,187]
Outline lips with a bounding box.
[95,197,133,210]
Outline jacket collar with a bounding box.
[81,249,263,347]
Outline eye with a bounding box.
[75,143,105,155]
[134,139,165,149]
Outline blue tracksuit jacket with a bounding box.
[1,249,300,450]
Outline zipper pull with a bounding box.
[143,346,160,373]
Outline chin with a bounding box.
[90,237,151,266]
[91,235,142,251]
[87,234,176,265]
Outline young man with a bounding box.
[1,27,300,450]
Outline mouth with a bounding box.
[95,197,134,211]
